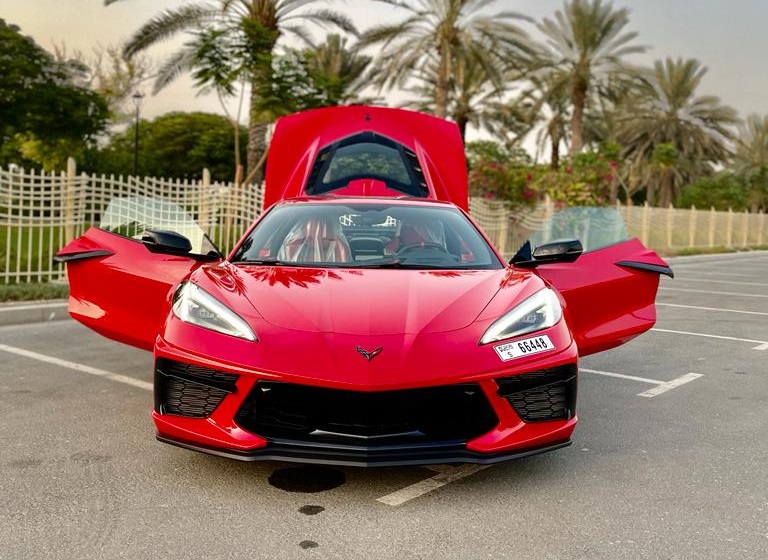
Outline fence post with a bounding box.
[543,194,553,243]
[666,203,674,250]
[741,209,749,246]
[759,212,766,246]
[199,168,210,233]
[726,208,733,247]
[688,205,697,247]
[708,207,716,247]
[64,157,76,244]
[641,202,650,246]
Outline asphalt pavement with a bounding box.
[1,251,766,560]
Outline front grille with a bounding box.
[154,359,239,418]
[235,381,498,445]
[496,365,577,422]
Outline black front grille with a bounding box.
[496,365,577,422]
[155,359,239,418]
[235,381,498,445]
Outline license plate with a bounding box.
[494,335,555,361]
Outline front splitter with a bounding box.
[156,435,572,468]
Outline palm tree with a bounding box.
[303,34,372,106]
[733,114,768,211]
[617,58,739,206]
[106,0,356,182]
[537,0,646,156]
[358,0,533,120]
[404,46,516,142]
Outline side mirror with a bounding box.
[511,239,583,267]
[141,229,193,255]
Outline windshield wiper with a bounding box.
[353,259,447,269]
[234,258,286,266]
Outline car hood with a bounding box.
[199,264,531,336]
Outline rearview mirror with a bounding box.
[511,239,583,268]
[141,230,193,255]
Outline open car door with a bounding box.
[56,196,221,351]
[526,207,672,357]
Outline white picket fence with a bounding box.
[1,160,766,283]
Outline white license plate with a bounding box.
[494,335,555,361]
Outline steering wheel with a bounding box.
[396,242,449,254]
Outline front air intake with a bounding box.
[496,364,577,422]
[154,359,239,418]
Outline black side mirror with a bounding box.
[511,239,583,267]
[141,229,193,255]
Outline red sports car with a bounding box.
[56,106,671,466]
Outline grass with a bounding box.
[0,282,69,302]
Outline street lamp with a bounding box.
[131,91,144,176]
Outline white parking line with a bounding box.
[636,373,704,398]
[658,287,768,298]
[650,328,768,350]
[580,368,662,384]
[657,303,768,317]
[581,368,703,398]
[0,343,152,391]
[377,464,491,506]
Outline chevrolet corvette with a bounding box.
[56,106,672,466]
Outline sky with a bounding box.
[3,0,768,129]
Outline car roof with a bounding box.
[263,106,468,211]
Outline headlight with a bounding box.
[479,288,562,344]
[172,282,257,341]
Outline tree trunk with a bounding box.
[659,168,673,207]
[569,76,587,157]
[246,63,271,184]
[434,43,451,119]
[456,112,468,143]
[549,126,560,170]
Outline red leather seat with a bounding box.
[279,218,351,263]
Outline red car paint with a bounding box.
[263,106,469,211]
[56,106,670,466]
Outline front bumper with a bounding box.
[151,336,579,467]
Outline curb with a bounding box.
[664,249,768,265]
[0,300,70,327]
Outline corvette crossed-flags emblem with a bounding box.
[355,345,383,362]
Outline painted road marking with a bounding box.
[582,368,703,398]
[0,343,152,391]
[650,328,768,350]
[377,464,491,506]
[658,287,768,298]
[636,373,704,398]
[657,303,768,317]
[580,368,662,384]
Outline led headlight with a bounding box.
[172,282,257,341]
[480,288,562,344]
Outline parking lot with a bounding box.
[1,251,766,560]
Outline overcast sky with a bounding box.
[3,0,767,125]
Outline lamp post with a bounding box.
[131,91,144,176]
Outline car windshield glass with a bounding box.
[231,203,502,270]
[98,195,218,255]
[305,132,428,198]
[528,206,630,253]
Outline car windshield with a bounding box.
[231,203,503,270]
